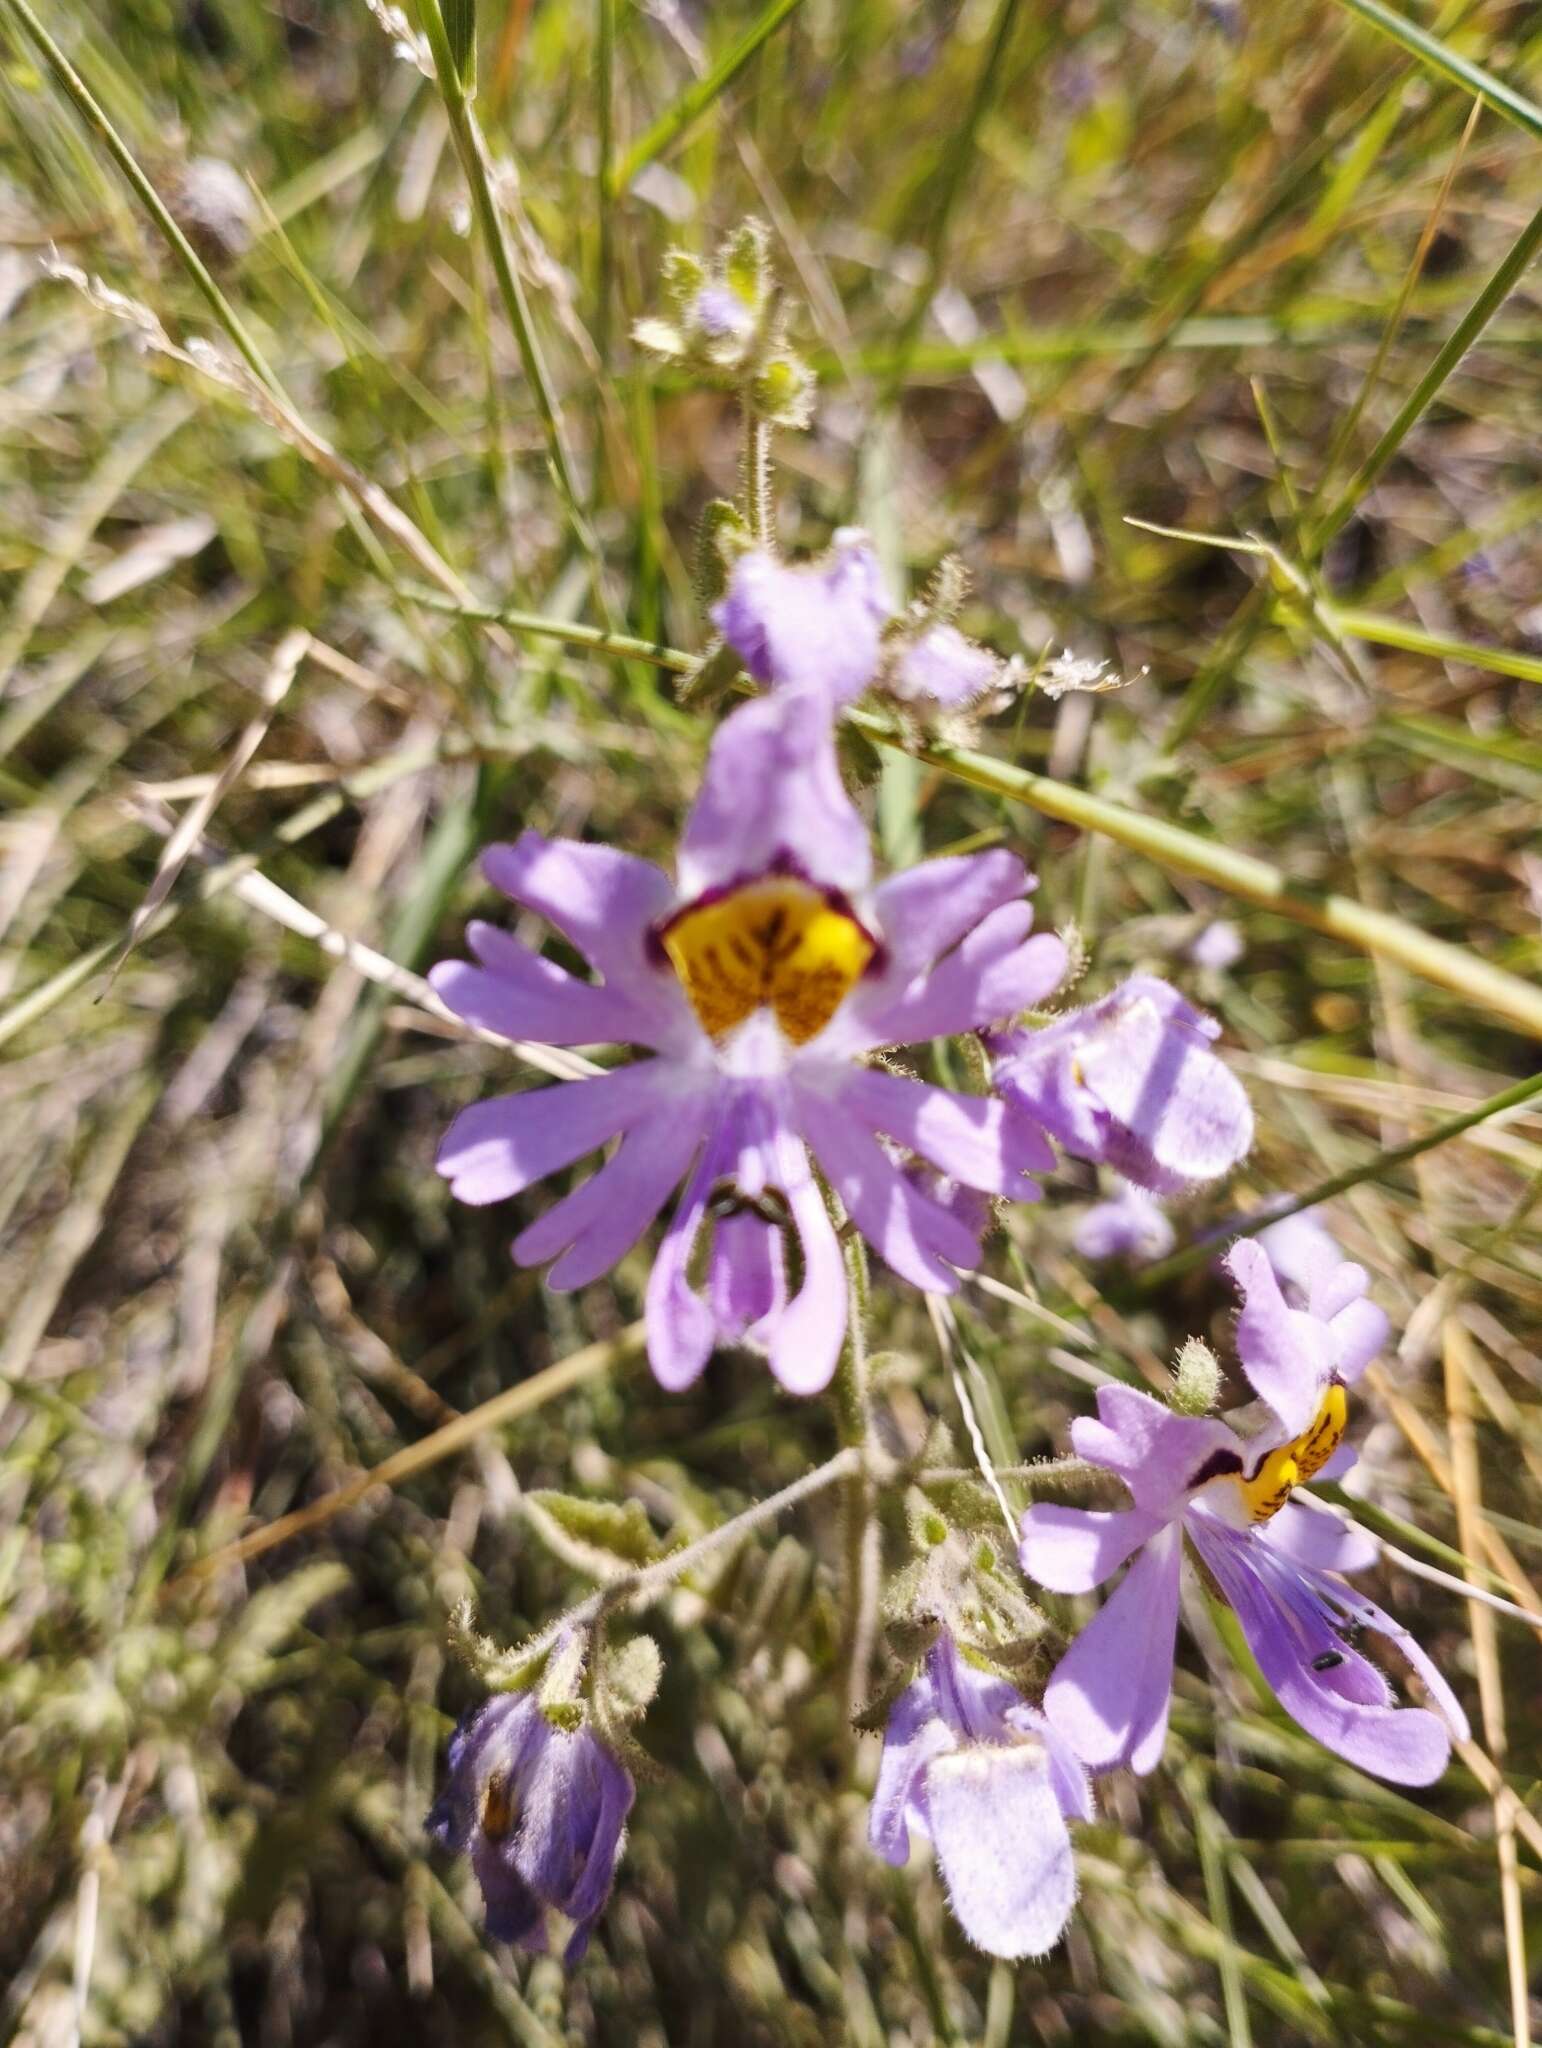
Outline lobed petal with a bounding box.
[437,1061,682,1208]
[1227,1238,1335,1438]
[712,535,890,704]
[821,1065,1048,1196]
[1044,1522,1183,1775]
[676,690,871,902]
[511,1100,710,1290]
[1069,1382,1242,1518]
[925,1743,1077,1960]
[1020,1502,1169,1594]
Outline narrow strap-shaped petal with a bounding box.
[481,832,679,1009]
[814,1065,1050,1195]
[797,1090,981,1291]
[1044,1522,1183,1775]
[1227,1238,1334,1438]
[430,919,664,1049]
[868,849,1032,979]
[868,1668,952,1866]
[512,1100,710,1289]
[764,1168,848,1394]
[925,1742,1078,1960]
[437,1061,681,1206]
[643,1140,721,1392]
[709,1208,788,1341]
[1020,1502,1169,1594]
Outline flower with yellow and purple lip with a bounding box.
[1019,1242,1468,1785]
[432,686,1064,1395]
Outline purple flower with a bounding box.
[869,1633,1092,1959]
[988,974,1253,1194]
[713,533,891,704]
[432,688,1065,1395]
[887,621,1002,709]
[428,1691,634,1962]
[1187,919,1244,971]
[1020,1241,1468,1785]
[1073,1178,1175,1263]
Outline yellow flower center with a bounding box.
[660,877,874,1046]
[1237,1383,1348,1524]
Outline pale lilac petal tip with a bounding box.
[1044,1523,1182,1774]
[926,1744,1077,1959]
[1227,1237,1335,1438]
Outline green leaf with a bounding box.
[523,1491,662,1582]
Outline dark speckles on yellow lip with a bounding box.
[659,876,874,1045]
[1238,1383,1348,1524]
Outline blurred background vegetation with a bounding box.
[1,0,1540,2040]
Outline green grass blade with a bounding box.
[1332,0,1542,143]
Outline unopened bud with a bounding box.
[1171,1336,1221,1415]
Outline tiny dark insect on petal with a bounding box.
[1311,1651,1344,1672]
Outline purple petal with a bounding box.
[1227,1238,1334,1437]
[712,535,890,704]
[849,909,1067,1050]
[992,975,1251,1193]
[1328,1296,1387,1384]
[869,849,1033,979]
[512,1100,710,1289]
[708,1208,788,1340]
[480,833,682,1035]
[560,1742,636,1960]
[819,1065,1048,1196]
[1194,1526,1456,1785]
[1044,1522,1183,1774]
[925,1742,1077,1959]
[1264,1499,1379,1576]
[438,1062,681,1207]
[1254,1208,1343,1304]
[643,1144,720,1391]
[1073,1181,1174,1263]
[764,1169,848,1393]
[1069,1383,1242,1517]
[799,1091,981,1291]
[869,1667,955,1865]
[1020,1503,1169,1594]
[1326,1581,1470,1745]
[431,923,657,1049]
[676,690,871,901]
[889,622,1001,709]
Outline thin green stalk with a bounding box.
[1326,606,1542,685]
[606,0,804,197]
[1331,0,1542,143]
[846,712,1542,1041]
[1311,193,1542,550]
[1136,1066,1542,1291]
[416,0,606,597]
